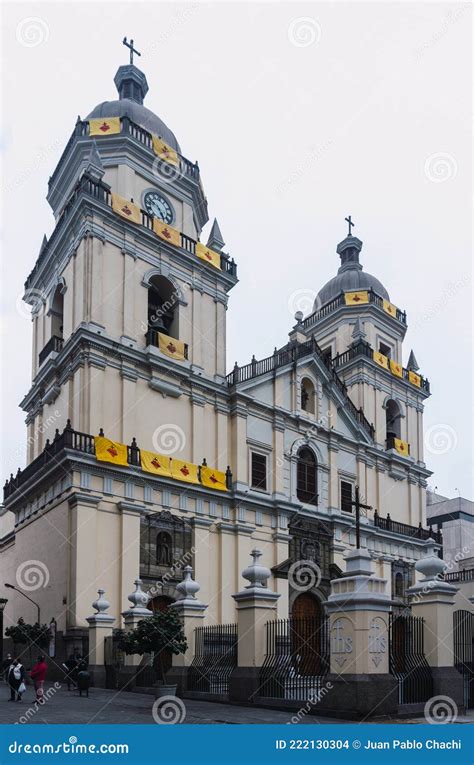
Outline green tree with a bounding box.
[5,618,50,667]
[117,610,187,685]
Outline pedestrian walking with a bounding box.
[7,659,26,702]
[30,655,47,703]
[63,654,78,691]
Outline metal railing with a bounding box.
[187,624,238,695]
[302,289,407,328]
[453,609,474,709]
[38,335,64,367]
[48,116,200,194]
[27,173,237,287]
[332,339,430,394]
[259,617,330,700]
[374,511,442,543]
[227,336,375,440]
[389,614,433,704]
[144,329,189,359]
[3,421,233,501]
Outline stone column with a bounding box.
[229,549,280,703]
[118,578,152,689]
[319,548,398,718]
[407,539,464,708]
[86,589,115,688]
[167,566,207,694]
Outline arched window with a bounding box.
[300,378,315,414]
[386,399,401,441]
[156,532,173,566]
[50,285,64,340]
[297,448,318,505]
[148,276,178,337]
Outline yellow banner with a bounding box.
[89,117,121,136]
[171,458,199,484]
[111,193,141,225]
[394,438,410,457]
[345,291,369,306]
[152,135,179,167]
[390,359,403,378]
[373,350,389,370]
[383,299,397,318]
[158,332,186,361]
[153,218,181,247]
[201,465,227,491]
[196,242,221,270]
[140,449,172,477]
[95,436,128,466]
[408,370,421,387]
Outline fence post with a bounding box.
[407,538,464,709]
[86,589,115,688]
[168,566,207,695]
[119,578,152,689]
[319,548,397,718]
[229,549,280,704]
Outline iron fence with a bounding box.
[453,610,474,709]
[259,617,330,700]
[187,624,237,695]
[389,614,433,704]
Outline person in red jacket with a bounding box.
[30,655,47,703]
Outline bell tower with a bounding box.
[22,52,238,465]
[297,222,430,468]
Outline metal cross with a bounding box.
[345,215,355,236]
[349,486,372,550]
[123,37,141,65]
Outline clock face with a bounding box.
[144,192,173,224]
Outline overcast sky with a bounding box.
[1,1,472,499]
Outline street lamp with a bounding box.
[4,584,40,624]
[0,598,7,664]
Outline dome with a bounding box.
[312,235,390,311]
[86,64,181,153]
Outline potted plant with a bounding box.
[117,609,187,696]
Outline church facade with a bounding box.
[0,59,439,657]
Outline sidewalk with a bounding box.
[0,685,472,725]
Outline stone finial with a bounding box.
[176,566,201,601]
[351,316,366,344]
[128,578,150,609]
[242,549,271,589]
[294,311,304,325]
[407,350,419,372]
[206,218,225,251]
[414,539,446,581]
[91,589,110,614]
